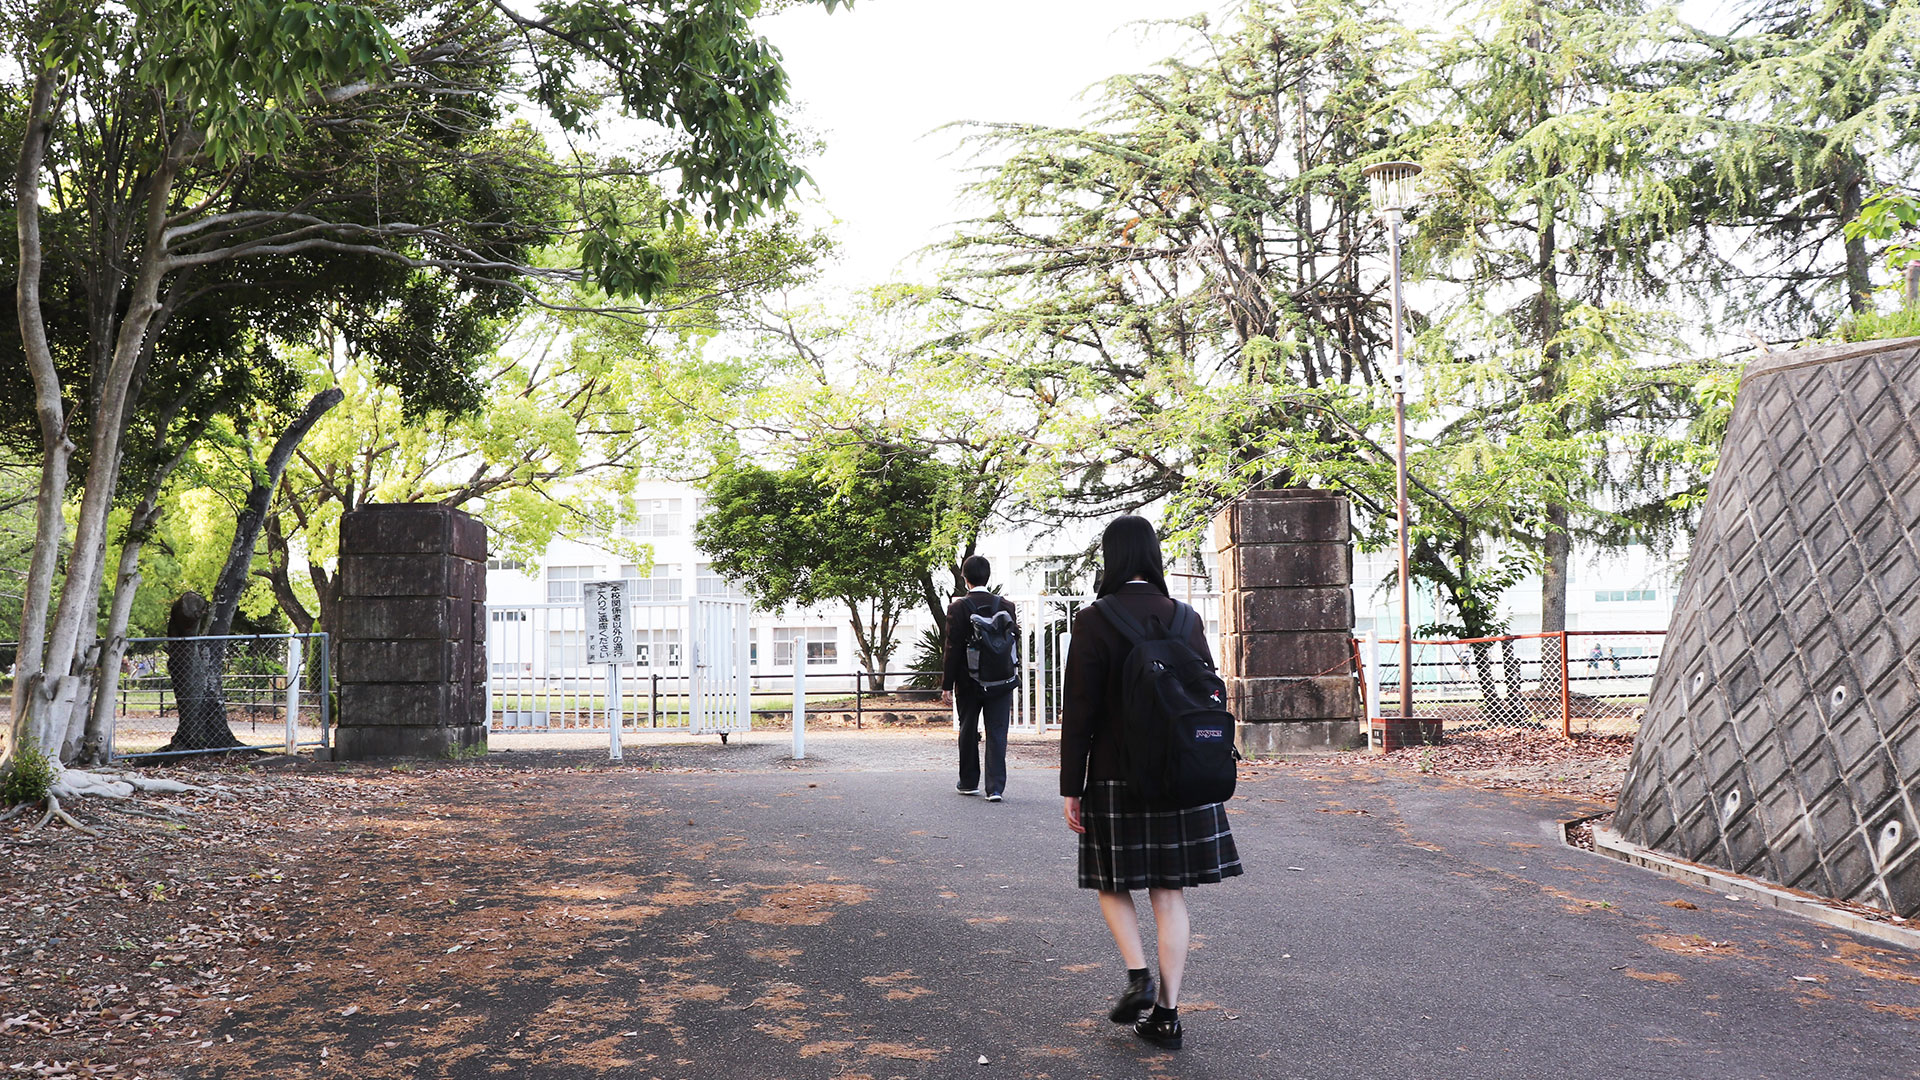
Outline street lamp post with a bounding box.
[1363,160,1423,746]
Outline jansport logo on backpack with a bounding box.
[966,597,1020,692]
[1093,597,1238,810]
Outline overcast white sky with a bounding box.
[758,1,1210,288]
[754,0,1740,293]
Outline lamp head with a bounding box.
[1363,160,1424,220]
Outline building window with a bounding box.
[619,498,682,538]
[620,562,683,602]
[546,565,595,604]
[489,609,528,623]
[487,558,526,571]
[698,562,747,599]
[1594,589,1658,603]
[547,629,584,670]
[773,627,837,667]
[635,629,682,668]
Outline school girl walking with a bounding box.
[1060,515,1243,1050]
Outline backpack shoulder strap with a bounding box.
[1168,602,1195,642]
[1093,596,1153,646]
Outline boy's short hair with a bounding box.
[962,555,991,587]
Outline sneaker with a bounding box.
[1107,973,1155,1023]
[985,792,1003,802]
[1133,1012,1182,1050]
[956,785,983,796]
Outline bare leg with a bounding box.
[1147,887,1190,1006]
[1097,890,1149,969]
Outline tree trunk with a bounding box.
[207,388,344,637]
[157,592,244,754]
[8,71,70,764]
[1470,640,1499,717]
[1540,502,1570,634]
[78,414,207,765]
[1841,168,1872,315]
[26,133,186,764]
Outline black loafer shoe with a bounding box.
[1107,974,1155,1023]
[1133,1014,1182,1049]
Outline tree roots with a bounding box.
[2,769,228,839]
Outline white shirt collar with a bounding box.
[967,585,991,593]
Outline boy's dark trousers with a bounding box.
[956,685,1014,796]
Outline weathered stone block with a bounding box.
[1220,632,1353,679]
[1219,543,1351,591]
[340,640,463,684]
[341,682,471,726]
[340,554,459,598]
[337,597,467,642]
[340,504,487,560]
[1238,718,1369,756]
[1227,675,1359,722]
[335,723,487,761]
[1212,491,1351,551]
[1218,587,1353,637]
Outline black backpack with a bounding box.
[965,596,1020,693]
[1093,597,1238,810]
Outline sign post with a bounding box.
[582,580,636,761]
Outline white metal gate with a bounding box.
[485,596,751,736]
[688,597,752,738]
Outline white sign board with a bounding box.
[581,580,635,665]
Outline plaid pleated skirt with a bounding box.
[1077,779,1244,891]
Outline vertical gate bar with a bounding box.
[284,636,302,754]
[735,602,750,733]
[320,634,332,748]
[688,595,702,734]
[1037,613,1049,731]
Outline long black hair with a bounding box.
[1094,515,1169,598]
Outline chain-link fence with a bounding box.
[108,633,330,759]
[1366,630,1663,737]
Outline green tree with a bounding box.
[1678,0,1920,334]
[696,444,946,691]
[1407,0,1731,639]
[942,0,1420,536]
[5,0,847,771]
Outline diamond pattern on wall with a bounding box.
[1614,338,1920,915]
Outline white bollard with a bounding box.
[792,657,806,760]
[607,664,624,761]
[284,636,303,755]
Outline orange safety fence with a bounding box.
[1361,630,1665,737]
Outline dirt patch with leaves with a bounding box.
[0,751,958,1079]
[1373,730,1635,802]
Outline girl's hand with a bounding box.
[1063,796,1085,834]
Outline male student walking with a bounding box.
[941,556,1020,801]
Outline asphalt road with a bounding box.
[198,735,1920,1079]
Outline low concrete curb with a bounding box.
[1589,826,1920,952]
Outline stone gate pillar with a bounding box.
[1214,490,1363,754]
[333,504,488,759]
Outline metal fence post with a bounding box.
[650,672,660,728]
[1560,631,1573,738]
[792,654,806,760]
[284,635,303,755]
[855,674,864,730]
